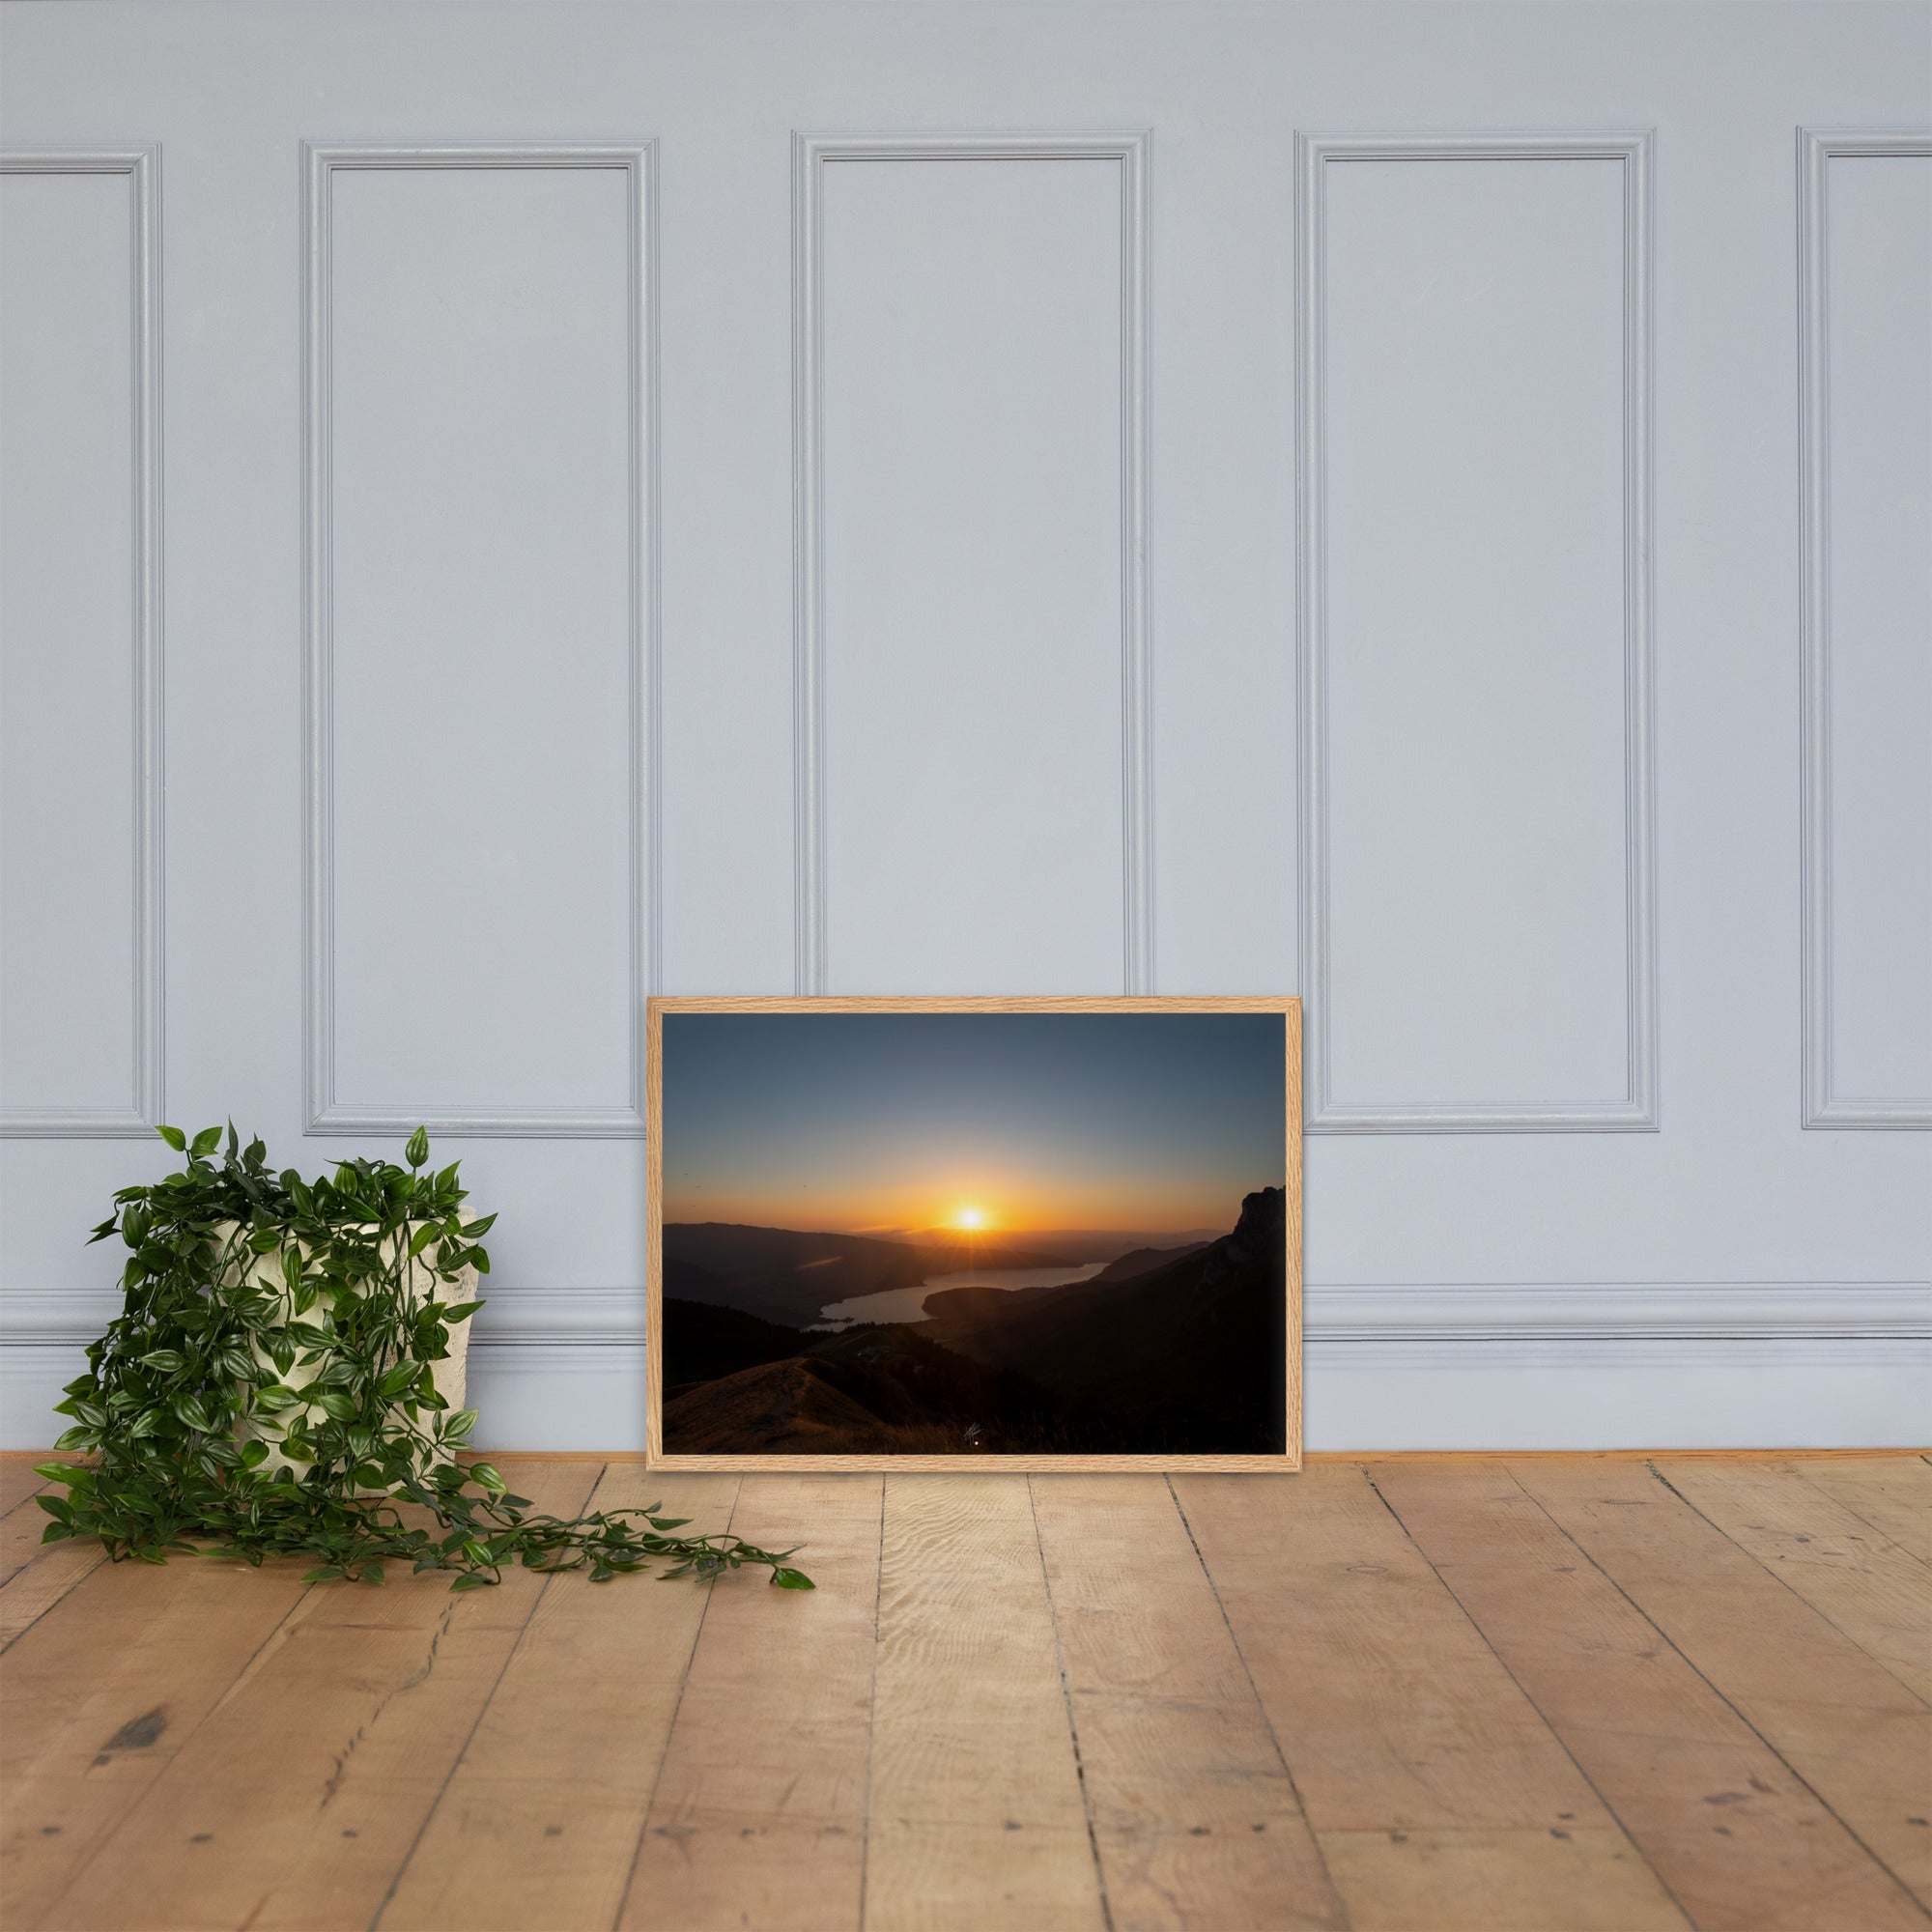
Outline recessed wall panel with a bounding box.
[813,148,1137,995]
[0,158,156,1132]
[1811,143,1932,1122]
[310,152,648,1133]
[1302,136,1653,1129]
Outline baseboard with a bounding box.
[5,1281,1926,1452]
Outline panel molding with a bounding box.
[791,130,1153,995]
[8,1281,1923,1450]
[301,142,658,1137]
[1798,127,1932,1129]
[0,146,164,1138]
[7,1279,1923,1354]
[1296,130,1657,1132]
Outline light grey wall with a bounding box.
[2,1,1926,1450]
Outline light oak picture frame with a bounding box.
[645,995,1302,1471]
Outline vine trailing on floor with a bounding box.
[35,1124,812,1592]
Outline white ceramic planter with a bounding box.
[210,1220,480,1482]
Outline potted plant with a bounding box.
[36,1124,810,1592]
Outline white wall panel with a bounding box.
[305,147,653,1134]
[0,151,160,1135]
[1,2,1927,1451]
[801,136,1149,996]
[1300,135,1654,1131]
[1801,131,1932,1127]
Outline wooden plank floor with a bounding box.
[1,1455,1925,1931]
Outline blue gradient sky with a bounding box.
[660,1011,1286,1235]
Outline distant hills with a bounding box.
[660,1222,1069,1328]
[658,1219,1218,1328]
[1088,1241,1208,1285]
[661,1188,1287,1457]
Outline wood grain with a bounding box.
[5,1454,1926,1932]
[0,1553,316,1927]
[1658,1461,1932,1704]
[377,1468,737,1931]
[1795,1459,1932,1567]
[32,1462,598,1931]
[0,1462,48,1520]
[0,1463,104,1634]
[1514,1458,1932,1910]
[866,1473,1103,1930]
[1173,1463,1688,1929]
[0,1540,109,1652]
[1031,1472,1346,1929]
[0,1481,56,1592]
[1371,1459,1927,1931]
[620,1473,882,1931]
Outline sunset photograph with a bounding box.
[648,1001,1297,1463]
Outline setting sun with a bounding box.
[952,1206,987,1231]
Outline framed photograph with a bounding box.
[645,996,1300,1471]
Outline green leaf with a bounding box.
[770,1567,815,1590]
[156,1124,187,1151]
[54,1128,810,1613]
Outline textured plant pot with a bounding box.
[211,1220,479,1483]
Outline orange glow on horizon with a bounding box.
[663,1178,1245,1238]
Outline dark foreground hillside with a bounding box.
[661,1187,1287,1456]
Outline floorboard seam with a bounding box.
[857,1473,885,1932]
[608,1470,743,1932]
[1788,1464,1932,1576]
[1358,1463,1698,1930]
[0,1547,110,1653]
[1644,1461,1932,1714]
[34,1574,319,1921]
[367,1460,607,1932]
[1511,1463,1931,1919]
[0,1478,49,1523]
[1164,1474,1352,1931]
[1028,1473,1115,1932]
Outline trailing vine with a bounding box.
[36,1125,811,1592]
